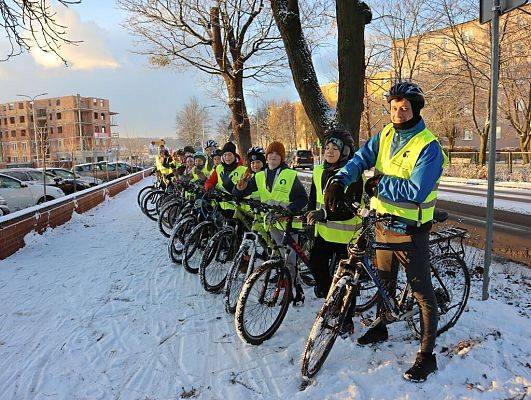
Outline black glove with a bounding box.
[364,175,382,198]
[306,209,326,225]
[324,180,345,213]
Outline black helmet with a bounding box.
[323,129,355,168]
[247,146,266,164]
[183,145,195,154]
[204,140,218,149]
[385,81,425,110]
[212,149,223,157]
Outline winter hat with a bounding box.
[193,151,206,163]
[221,141,237,156]
[183,145,195,155]
[323,129,355,168]
[266,141,286,162]
[212,149,223,158]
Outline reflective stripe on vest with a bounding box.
[215,164,247,210]
[313,164,362,244]
[370,123,448,224]
[255,168,301,230]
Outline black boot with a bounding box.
[357,322,388,345]
[403,352,438,382]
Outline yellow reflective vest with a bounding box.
[313,164,362,244]
[370,123,448,225]
[215,164,247,210]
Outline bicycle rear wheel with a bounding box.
[137,185,153,208]
[143,190,164,221]
[235,259,292,345]
[199,227,237,293]
[158,199,182,237]
[301,279,354,379]
[167,215,196,264]
[224,241,254,314]
[407,254,470,337]
[183,221,216,274]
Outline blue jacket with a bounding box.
[336,119,444,231]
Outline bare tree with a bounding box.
[0,0,81,63]
[175,97,209,149]
[270,0,372,146]
[119,0,290,156]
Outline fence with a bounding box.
[0,168,153,260]
[447,151,531,173]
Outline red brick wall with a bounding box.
[0,169,151,260]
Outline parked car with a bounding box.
[0,168,88,195]
[290,149,314,170]
[0,173,65,211]
[44,167,103,187]
[0,195,10,216]
[104,162,130,178]
[73,163,112,182]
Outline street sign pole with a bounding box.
[482,0,501,301]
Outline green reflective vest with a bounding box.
[255,168,301,230]
[191,165,208,182]
[370,123,448,225]
[313,165,362,244]
[215,164,247,210]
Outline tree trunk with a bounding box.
[478,124,489,166]
[227,74,252,158]
[520,134,530,164]
[336,0,369,149]
[270,0,335,139]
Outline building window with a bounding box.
[463,130,473,141]
[22,142,27,151]
[30,115,34,123]
[56,98,61,106]
[49,113,53,121]
[56,112,61,120]
[9,117,15,124]
[4,118,7,125]
[496,126,501,139]
[94,112,98,119]
[21,129,26,136]
[58,139,64,148]
[8,103,14,110]
[49,127,54,134]
[12,142,17,150]
[0,131,3,138]
[100,100,104,107]
[93,98,97,105]
[10,130,16,138]
[95,125,100,133]
[19,116,25,123]
[463,30,473,43]
[12,156,18,163]
[2,105,6,111]
[101,113,105,120]
[57,126,63,134]
[22,156,27,162]
[102,126,106,134]
[18,102,24,110]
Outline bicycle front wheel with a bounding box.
[235,259,292,345]
[301,279,354,379]
[407,254,470,337]
[183,221,216,274]
[199,227,237,293]
[167,215,196,264]
[224,241,254,314]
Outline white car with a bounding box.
[0,195,10,216]
[0,173,65,212]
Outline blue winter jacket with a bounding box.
[335,119,444,232]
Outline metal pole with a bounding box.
[482,0,500,301]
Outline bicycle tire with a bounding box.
[235,259,292,345]
[301,279,353,379]
[143,190,164,221]
[157,199,182,237]
[183,221,216,274]
[407,254,470,338]
[137,185,153,208]
[224,241,253,314]
[199,227,236,293]
[167,215,196,264]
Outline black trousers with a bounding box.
[309,235,348,293]
[375,223,438,353]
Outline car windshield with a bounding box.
[27,170,56,184]
[54,169,74,179]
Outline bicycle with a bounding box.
[300,203,470,380]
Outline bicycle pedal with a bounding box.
[292,295,305,307]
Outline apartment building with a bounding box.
[0,94,118,167]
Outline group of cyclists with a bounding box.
[152,81,448,383]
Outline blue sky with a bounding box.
[0,0,333,138]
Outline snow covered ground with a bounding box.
[0,182,529,400]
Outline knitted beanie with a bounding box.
[221,141,237,155]
[266,141,286,162]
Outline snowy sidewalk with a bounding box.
[0,183,529,399]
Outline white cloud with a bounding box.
[30,6,119,71]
